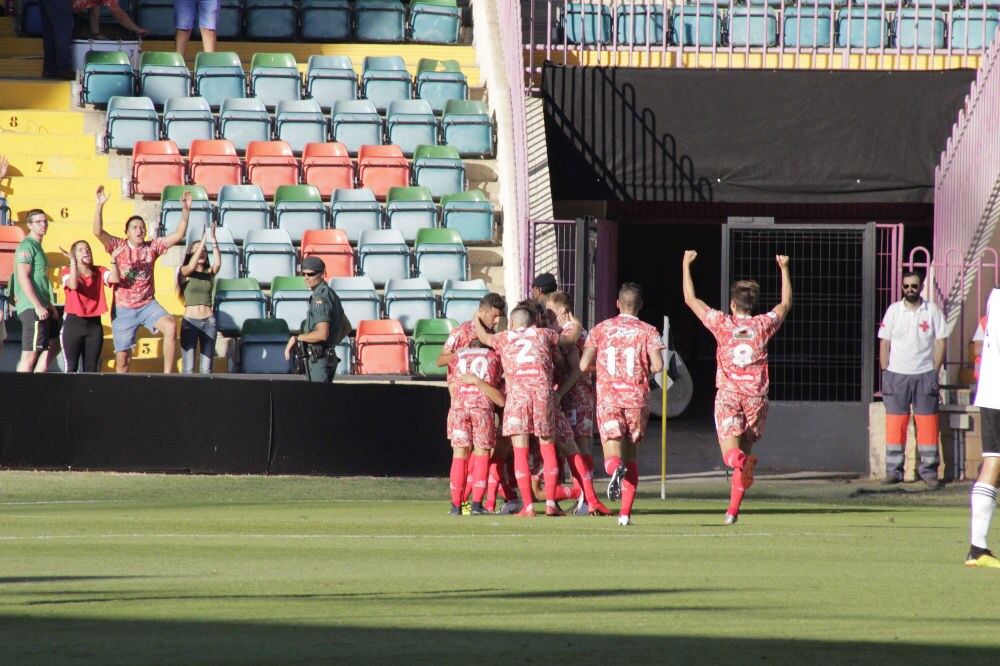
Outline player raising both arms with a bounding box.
[580,283,665,526]
[682,251,791,524]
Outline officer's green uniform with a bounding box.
[301,282,346,383]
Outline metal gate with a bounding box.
[530,217,609,327]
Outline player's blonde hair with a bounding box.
[546,290,573,313]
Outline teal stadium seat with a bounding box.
[243,229,297,288]
[275,99,329,154]
[240,318,294,374]
[306,55,357,111]
[952,9,1000,49]
[219,97,272,151]
[270,276,312,333]
[273,184,327,243]
[355,0,406,42]
[301,0,353,41]
[331,99,384,155]
[728,6,778,48]
[616,3,665,45]
[330,188,383,243]
[895,8,946,49]
[358,228,410,287]
[135,0,175,38]
[105,96,159,152]
[413,318,457,375]
[441,99,494,158]
[441,278,487,323]
[162,96,215,152]
[384,277,437,333]
[414,227,466,286]
[670,4,723,46]
[783,6,833,48]
[214,277,268,336]
[249,52,302,110]
[139,52,192,108]
[330,276,381,330]
[408,0,462,44]
[836,7,888,48]
[415,59,468,114]
[246,0,298,40]
[440,189,493,242]
[82,51,136,106]
[386,186,437,243]
[218,184,271,245]
[563,3,612,44]
[194,52,246,110]
[216,0,245,39]
[362,56,412,114]
[412,144,466,200]
[206,226,241,281]
[160,184,212,238]
[387,99,439,156]
[333,339,353,374]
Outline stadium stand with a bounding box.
[301,229,355,279]
[415,58,468,113]
[330,188,384,242]
[413,227,467,285]
[355,318,410,374]
[105,96,159,152]
[412,317,457,375]
[412,144,465,199]
[193,52,246,109]
[440,189,493,242]
[139,52,193,108]
[218,184,271,244]
[249,52,302,109]
[441,99,494,158]
[160,184,212,238]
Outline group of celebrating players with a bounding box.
[438,252,792,525]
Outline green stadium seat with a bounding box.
[441,99,494,158]
[412,144,465,200]
[249,52,302,110]
[415,59,467,114]
[160,184,212,238]
[274,184,327,244]
[139,52,192,108]
[386,186,437,243]
[413,317,457,375]
[82,51,136,107]
[440,189,493,243]
[270,276,312,333]
[362,56,413,114]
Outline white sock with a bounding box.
[970,482,998,549]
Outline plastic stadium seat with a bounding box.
[246,141,299,198]
[386,186,437,243]
[162,96,215,152]
[728,6,778,48]
[0,225,26,286]
[783,6,833,47]
[412,144,465,199]
[249,52,302,110]
[952,9,1000,49]
[440,189,493,242]
[301,0,353,40]
[441,278,487,322]
[189,139,242,197]
[331,100,384,156]
[105,96,159,152]
[362,56,413,114]
[214,277,267,336]
[670,5,723,46]
[243,229,296,288]
[82,51,136,106]
[220,97,272,152]
[0,315,21,368]
[218,184,271,244]
[413,317,457,375]
[409,0,461,44]
[207,226,241,280]
[302,142,355,196]
[216,0,244,39]
[413,227,466,286]
[135,0,174,38]
[836,7,888,48]
[240,318,295,373]
[415,59,468,114]
[563,3,612,44]
[160,184,212,238]
[333,338,353,374]
[306,55,358,111]
[275,99,329,154]
[616,4,665,45]
[330,188,382,242]
[441,100,494,158]
[139,52,192,108]
[246,0,298,40]
[357,228,410,287]
[301,228,354,279]
[355,0,406,42]
[270,275,311,333]
[131,140,185,197]
[358,144,410,199]
[895,8,946,49]
[384,277,436,333]
[194,52,246,109]
[0,196,8,226]
[330,276,380,329]
[386,99,439,157]
[356,319,409,374]
[274,184,327,243]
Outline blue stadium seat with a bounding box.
[219,184,272,244]
[160,184,212,238]
[333,338,353,374]
[139,52,192,108]
[415,59,468,114]
[783,6,833,48]
[670,5,723,46]
[105,96,159,152]
[240,318,294,373]
[135,0,174,38]
[194,52,246,110]
[274,184,327,244]
[836,7,888,48]
[206,226,241,281]
[412,144,465,200]
[270,275,313,333]
[82,51,136,106]
[306,55,358,111]
[216,0,245,39]
[358,228,410,287]
[355,0,407,42]
[331,99,384,155]
[386,99,439,156]
[409,0,462,44]
[162,96,215,152]
[728,6,778,48]
[562,3,613,44]
[441,100,494,158]
[384,277,437,334]
[219,97,273,151]
[329,276,381,329]
[440,189,493,243]
[249,52,302,110]
[413,227,466,286]
[951,9,1000,49]
[362,56,413,114]
[246,0,298,40]
[441,278,487,323]
[330,188,383,243]
[214,277,268,336]
[615,4,665,45]
[275,99,329,154]
[895,7,946,49]
[301,0,353,41]
[243,229,297,288]
[386,186,437,243]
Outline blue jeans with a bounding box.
[181,315,217,374]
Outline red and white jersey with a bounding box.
[442,319,479,382]
[586,314,665,409]
[702,308,783,397]
[492,326,560,392]
[451,347,503,411]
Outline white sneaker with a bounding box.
[617,514,632,526]
[724,513,738,525]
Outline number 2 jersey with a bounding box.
[586,314,665,409]
[701,308,783,397]
[492,326,561,393]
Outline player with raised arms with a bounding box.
[682,251,791,524]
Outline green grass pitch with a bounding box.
[1,471,997,664]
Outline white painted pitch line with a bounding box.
[0,500,128,506]
[0,531,857,541]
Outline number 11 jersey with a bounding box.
[586,314,665,409]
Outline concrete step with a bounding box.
[1,153,110,178]
[5,198,136,226]
[0,108,84,134]
[0,132,97,155]
[0,79,74,109]
[1,176,123,201]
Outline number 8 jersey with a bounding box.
[586,314,665,409]
[701,308,783,397]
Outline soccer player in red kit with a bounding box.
[682,250,792,524]
[579,283,665,526]
[447,343,505,516]
[476,302,571,516]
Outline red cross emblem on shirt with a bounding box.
[919,321,930,333]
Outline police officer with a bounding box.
[284,257,351,382]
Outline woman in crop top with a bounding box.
[60,240,122,372]
[178,226,221,374]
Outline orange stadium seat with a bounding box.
[301,142,355,196]
[188,139,242,196]
[356,318,410,375]
[357,144,410,200]
[0,225,26,286]
[245,140,299,198]
[301,228,354,279]
[131,140,186,197]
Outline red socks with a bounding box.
[471,454,489,504]
[723,449,747,517]
[449,457,467,507]
[620,461,639,516]
[723,448,746,470]
[513,447,535,509]
[540,443,559,503]
[569,453,599,506]
[604,455,622,476]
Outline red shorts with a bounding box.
[596,401,650,444]
[713,389,769,444]
[561,384,595,438]
[447,407,497,450]
[502,386,555,439]
[554,407,575,446]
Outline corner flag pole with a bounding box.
[661,316,669,500]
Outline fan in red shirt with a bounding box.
[580,283,665,526]
[683,250,792,524]
[59,239,124,372]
